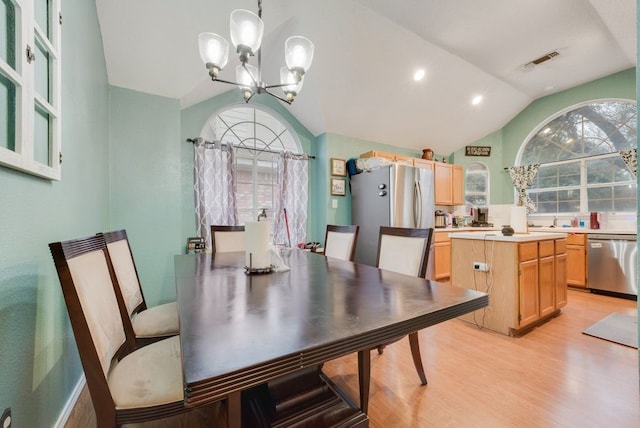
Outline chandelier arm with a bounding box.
[212,78,243,86]
[264,82,294,90]
[264,88,293,105]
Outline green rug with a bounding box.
[583,313,638,349]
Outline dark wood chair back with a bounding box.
[323,224,360,261]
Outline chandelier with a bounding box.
[198,0,314,104]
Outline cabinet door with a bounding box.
[452,165,464,205]
[519,259,539,327]
[555,253,568,309]
[433,242,451,280]
[434,163,453,205]
[538,256,555,317]
[412,158,434,171]
[566,245,586,287]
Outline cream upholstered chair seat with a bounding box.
[211,225,245,253]
[323,225,360,261]
[103,230,179,345]
[374,226,434,385]
[131,301,179,338]
[108,335,183,409]
[49,234,192,426]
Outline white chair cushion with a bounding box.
[68,250,127,376]
[132,301,179,338]
[214,231,245,252]
[108,335,184,409]
[378,235,426,277]
[106,240,144,316]
[324,231,356,260]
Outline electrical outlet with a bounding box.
[473,262,489,272]
[1,408,11,428]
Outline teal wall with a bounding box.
[108,87,183,306]
[451,68,636,205]
[0,0,110,425]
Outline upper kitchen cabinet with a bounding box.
[434,163,464,206]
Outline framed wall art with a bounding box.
[331,178,346,196]
[331,158,346,176]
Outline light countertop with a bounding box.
[449,231,567,242]
[436,226,636,235]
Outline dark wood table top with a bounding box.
[174,250,488,407]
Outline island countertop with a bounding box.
[449,231,567,242]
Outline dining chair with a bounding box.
[102,229,179,346]
[49,234,189,427]
[323,224,360,261]
[375,225,434,385]
[211,225,246,253]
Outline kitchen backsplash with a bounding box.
[452,204,637,231]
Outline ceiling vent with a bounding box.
[522,50,560,71]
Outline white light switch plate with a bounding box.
[332,199,338,208]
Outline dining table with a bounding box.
[174,249,488,427]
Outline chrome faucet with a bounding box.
[553,216,558,227]
[257,208,267,221]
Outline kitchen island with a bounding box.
[450,231,568,336]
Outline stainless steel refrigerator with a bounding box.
[350,164,435,271]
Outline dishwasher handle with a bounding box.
[589,234,637,241]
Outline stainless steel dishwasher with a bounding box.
[587,234,637,299]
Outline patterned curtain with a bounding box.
[274,152,309,247]
[193,139,238,251]
[508,164,540,213]
[620,149,637,176]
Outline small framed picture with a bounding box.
[331,158,346,176]
[331,178,346,196]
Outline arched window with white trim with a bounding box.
[517,100,637,214]
[465,162,489,208]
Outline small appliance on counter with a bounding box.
[435,210,447,228]
[471,207,493,227]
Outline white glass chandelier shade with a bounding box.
[280,66,304,95]
[284,36,314,74]
[236,64,259,89]
[230,9,264,56]
[198,33,230,70]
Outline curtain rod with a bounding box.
[186,138,315,159]
[503,150,631,170]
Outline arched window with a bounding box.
[518,100,637,214]
[201,106,303,224]
[465,162,489,208]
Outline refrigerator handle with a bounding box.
[415,180,423,228]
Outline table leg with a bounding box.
[227,391,241,428]
[409,332,428,385]
[358,349,370,414]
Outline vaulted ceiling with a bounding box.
[95,0,636,155]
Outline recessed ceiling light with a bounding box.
[471,95,483,105]
[413,69,425,81]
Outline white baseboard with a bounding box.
[54,375,86,428]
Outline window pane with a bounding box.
[531,189,579,214]
[1,0,16,68]
[34,39,51,102]
[0,72,15,150]
[35,0,49,38]
[465,195,486,207]
[532,163,580,189]
[34,104,51,165]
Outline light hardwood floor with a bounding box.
[66,289,638,427]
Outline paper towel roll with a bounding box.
[245,221,271,269]
[510,206,528,234]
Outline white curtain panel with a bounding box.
[274,153,309,247]
[193,139,238,251]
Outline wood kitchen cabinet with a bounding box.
[452,164,464,205]
[433,231,451,280]
[412,158,434,171]
[451,234,568,336]
[566,233,587,288]
[434,162,464,206]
